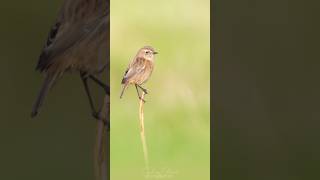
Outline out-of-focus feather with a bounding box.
[36,0,109,73]
[32,0,109,117]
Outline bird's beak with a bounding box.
[153,51,158,54]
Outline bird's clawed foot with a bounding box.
[88,74,110,95]
[92,111,110,129]
[139,96,146,103]
[142,89,148,94]
[92,111,101,120]
[137,85,148,94]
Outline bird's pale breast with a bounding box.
[128,59,153,85]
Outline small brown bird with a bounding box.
[120,46,158,101]
[31,0,109,118]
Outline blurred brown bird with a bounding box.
[31,0,109,118]
[120,46,158,101]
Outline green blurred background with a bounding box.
[0,0,210,180]
[110,0,210,180]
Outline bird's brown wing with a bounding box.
[121,57,147,84]
[36,0,109,72]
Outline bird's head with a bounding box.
[138,45,158,61]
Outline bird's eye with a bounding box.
[146,51,149,54]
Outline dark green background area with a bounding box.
[213,0,320,179]
[0,1,106,179]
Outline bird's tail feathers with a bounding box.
[31,73,57,118]
[120,83,129,99]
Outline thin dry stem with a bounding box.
[94,95,110,180]
[139,92,149,170]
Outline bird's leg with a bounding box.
[135,84,145,103]
[89,75,110,95]
[80,72,100,119]
[137,85,148,94]
[135,84,141,97]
